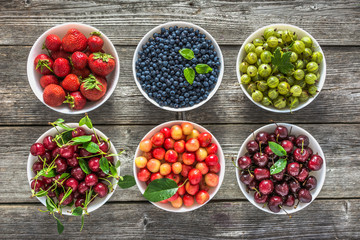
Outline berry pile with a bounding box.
[34,28,116,110]
[237,125,323,213]
[239,27,323,110]
[135,26,221,108]
[136,122,221,208]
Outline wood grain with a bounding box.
[0,0,359,46]
[2,124,359,203]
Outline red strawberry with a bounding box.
[88,52,115,77]
[80,74,107,101]
[88,32,104,52]
[40,75,59,88]
[45,34,62,51]
[62,28,87,53]
[53,58,71,77]
[51,46,71,60]
[71,67,90,79]
[71,51,88,70]
[61,74,80,91]
[34,54,54,75]
[43,84,65,107]
[64,91,87,110]
[84,48,104,57]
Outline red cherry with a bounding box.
[205,154,218,166]
[188,168,202,185]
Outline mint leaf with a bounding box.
[184,67,195,85]
[143,178,178,202]
[179,48,194,60]
[118,175,136,189]
[270,158,287,175]
[83,141,100,153]
[271,48,294,75]
[99,157,110,174]
[195,64,213,74]
[268,141,287,157]
[79,159,91,174]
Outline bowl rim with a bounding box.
[27,123,120,215]
[133,120,225,212]
[132,21,224,112]
[26,22,120,115]
[236,23,327,113]
[235,123,326,214]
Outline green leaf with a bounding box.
[57,123,75,131]
[92,52,114,62]
[83,141,100,153]
[79,115,93,129]
[60,188,73,205]
[143,178,179,202]
[71,206,83,216]
[99,157,110,174]
[56,218,64,234]
[72,135,92,143]
[268,141,287,157]
[54,119,65,124]
[179,48,194,60]
[36,190,48,197]
[80,214,85,232]
[61,131,73,144]
[118,175,136,189]
[110,165,117,176]
[270,158,287,175]
[115,160,121,168]
[271,48,294,75]
[195,64,213,74]
[58,173,70,181]
[46,197,56,212]
[41,169,56,178]
[184,67,195,85]
[79,159,91,174]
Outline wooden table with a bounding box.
[1,0,359,239]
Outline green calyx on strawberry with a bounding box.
[90,31,102,37]
[36,59,53,73]
[81,74,103,91]
[92,52,114,63]
[64,93,76,109]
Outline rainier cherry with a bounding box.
[163,138,175,150]
[150,172,163,181]
[195,190,210,204]
[139,139,152,152]
[151,132,165,146]
[185,138,200,152]
[195,148,208,161]
[204,173,219,187]
[174,140,185,153]
[205,154,218,166]
[138,168,150,182]
[197,132,212,147]
[183,194,194,206]
[170,195,183,208]
[170,125,183,140]
[160,127,171,138]
[206,143,218,155]
[152,147,165,160]
[183,152,195,165]
[185,182,199,195]
[146,159,161,173]
[188,169,202,185]
[164,150,178,163]
[172,162,182,175]
[181,122,193,135]
[209,162,221,173]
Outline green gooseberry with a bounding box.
[301,36,313,48]
[253,38,264,47]
[312,51,323,64]
[299,90,310,102]
[267,36,278,48]
[260,51,272,63]
[277,38,284,47]
[246,52,258,64]
[276,30,284,38]
[252,90,263,102]
[308,85,318,95]
[305,73,317,85]
[245,43,256,53]
[246,83,257,94]
[295,80,307,89]
[303,48,313,58]
[290,85,302,97]
[239,61,249,73]
[292,40,305,54]
[257,80,268,92]
[267,76,279,88]
[273,96,287,109]
[306,61,319,73]
[287,96,299,109]
[282,30,295,42]
[286,76,296,86]
[268,88,279,100]
[252,73,262,82]
[241,74,251,84]
[290,52,298,63]
[277,81,290,95]
[263,42,269,50]
[316,72,321,80]
[258,64,272,78]
[247,65,258,77]
[255,46,265,56]
[293,69,305,80]
[256,58,262,67]
[261,96,272,106]
[295,59,305,69]
[264,28,275,40]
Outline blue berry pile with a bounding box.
[135,26,221,108]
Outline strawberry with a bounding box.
[53,58,71,77]
[80,74,107,101]
[61,74,80,92]
[71,67,90,79]
[64,91,87,110]
[84,48,104,57]
[71,51,88,70]
[51,46,71,60]
[88,32,104,52]
[62,28,87,53]
[34,54,54,75]
[45,34,62,51]
[40,75,59,88]
[88,52,115,77]
[43,84,65,107]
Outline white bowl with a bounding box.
[133,120,225,212]
[27,123,120,215]
[132,21,224,112]
[236,123,326,214]
[27,22,120,114]
[236,24,326,113]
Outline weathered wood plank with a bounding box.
[0,46,359,125]
[1,124,359,203]
[1,200,359,239]
[0,0,359,46]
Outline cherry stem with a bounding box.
[279,205,292,218]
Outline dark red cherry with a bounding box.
[305,176,317,190]
[60,145,75,159]
[268,133,277,142]
[274,182,289,197]
[289,180,301,194]
[80,148,93,158]
[306,147,313,156]
[248,180,257,190]
[255,132,269,145]
[254,192,268,204]
[259,179,274,195]
[31,179,44,192]
[85,173,98,187]
[91,134,98,143]
[295,135,309,148]
[296,168,309,182]
[268,195,283,213]
[72,127,86,138]
[43,135,57,150]
[65,177,79,192]
[32,161,43,173]
[93,182,108,198]
[55,158,67,173]
[307,155,323,171]
[51,147,61,159]
[264,145,275,158]
[42,176,52,185]
[98,141,109,153]
[293,148,310,163]
[274,125,288,140]
[71,167,86,181]
[75,198,85,208]
[30,143,46,156]
[253,152,268,167]
[240,172,255,185]
[288,135,296,144]
[246,140,259,154]
[281,140,293,154]
[67,155,79,168]
[254,168,270,181]
[284,194,295,207]
[298,188,312,203]
[78,181,89,195]
[287,162,300,177]
[88,157,100,172]
[38,151,52,163]
[59,192,73,205]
